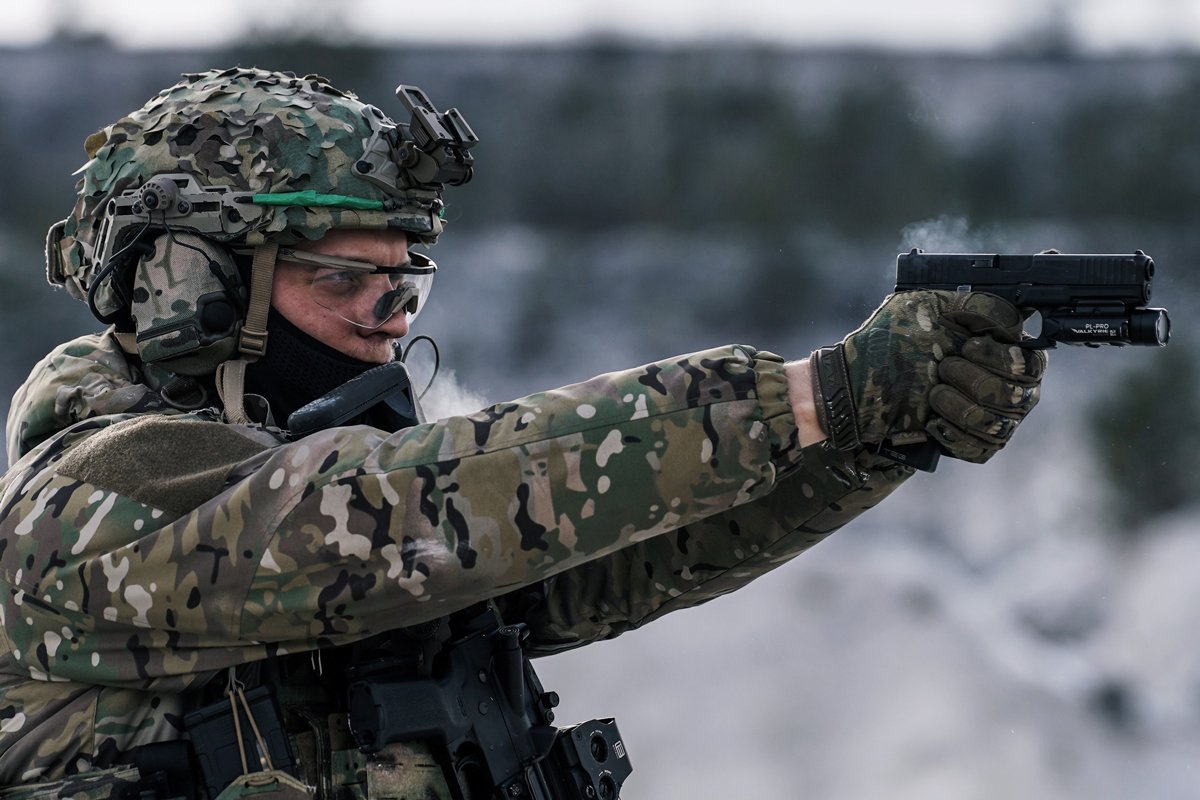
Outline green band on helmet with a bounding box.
[250,191,385,210]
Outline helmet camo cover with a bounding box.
[47,66,476,313]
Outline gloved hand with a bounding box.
[810,290,1047,463]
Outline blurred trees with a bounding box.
[7,42,1200,243]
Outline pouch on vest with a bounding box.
[212,770,313,800]
[186,684,303,798]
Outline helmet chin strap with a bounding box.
[216,242,278,424]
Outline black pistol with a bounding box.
[895,249,1170,348]
[872,249,1171,471]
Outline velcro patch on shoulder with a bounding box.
[57,415,272,516]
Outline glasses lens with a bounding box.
[387,267,434,323]
[308,268,393,328]
[294,251,435,329]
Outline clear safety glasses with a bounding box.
[277,247,437,329]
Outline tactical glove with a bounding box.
[810,290,1047,464]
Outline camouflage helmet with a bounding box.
[46,66,477,319]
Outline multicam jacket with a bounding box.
[0,330,912,790]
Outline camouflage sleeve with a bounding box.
[4,332,166,461]
[496,447,912,655]
[2,345,816,688]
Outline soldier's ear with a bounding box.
[130,233,247,376]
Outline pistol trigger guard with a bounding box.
[864,440,942,472]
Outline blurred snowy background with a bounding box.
[1,2,1198,797]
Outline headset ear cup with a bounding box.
[130,233,247,376]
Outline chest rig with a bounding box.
[186,602,632,800]
[181,358,629,798]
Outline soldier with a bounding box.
[0,68,1045,797]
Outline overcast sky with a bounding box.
[2,0,1199,52]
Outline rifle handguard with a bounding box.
[809,345,860,451]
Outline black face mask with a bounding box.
[244,308,382,427]
[244,309,425,434]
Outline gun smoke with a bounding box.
[899,214,1020,253]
